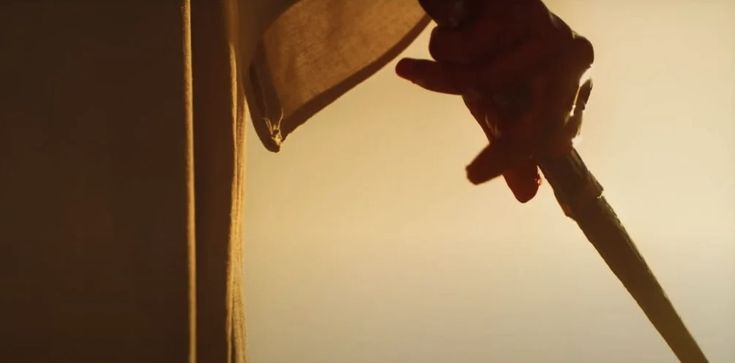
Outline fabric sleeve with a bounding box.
[244,0,430,151]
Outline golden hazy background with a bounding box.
[244,1,734,362]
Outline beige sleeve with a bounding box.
[244,0,430,151]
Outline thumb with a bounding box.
[466,139,525,185]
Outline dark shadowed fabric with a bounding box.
[0,2,193,362]
[0,1,425,362]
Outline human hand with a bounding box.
[396,0,593,202]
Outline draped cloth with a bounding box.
[245,1,430,151]
[0,1,426,362]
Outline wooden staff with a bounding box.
[418,1,709,361]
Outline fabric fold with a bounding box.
[245,0,429,151]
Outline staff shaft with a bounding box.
[540,148,708,363]
[416,0,709,360]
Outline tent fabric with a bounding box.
[0,2,194,362]
[0,1,426,362]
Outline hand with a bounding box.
[396,0,593,202]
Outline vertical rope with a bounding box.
[182,1,197,362]
[227,58,247,360]
[225,0,247,357]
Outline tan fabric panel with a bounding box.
[191,0,246,362]
[0,1,246,362]
[0,1,426,361]
[0,3,192,362]
[236,0,297,69]
[246,0,429,151]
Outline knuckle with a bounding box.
[428,39,444,61]
[428,28,450,61]
[572,36,595,66]
[548,15,573,41]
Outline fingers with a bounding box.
[463,94,501,141]
[397,37,557,95]
[428,0,562,63]
[462,95,541,202]
[466,139,527,185]
[429,15,513,63]
[533,36,595,143]
[404,1,595,204]
[418,0,477,28]
[503,159,541,203]
[465,142,541,203]
[396,58,473,94]
[478,37,557,91]
[561,36,595,74]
